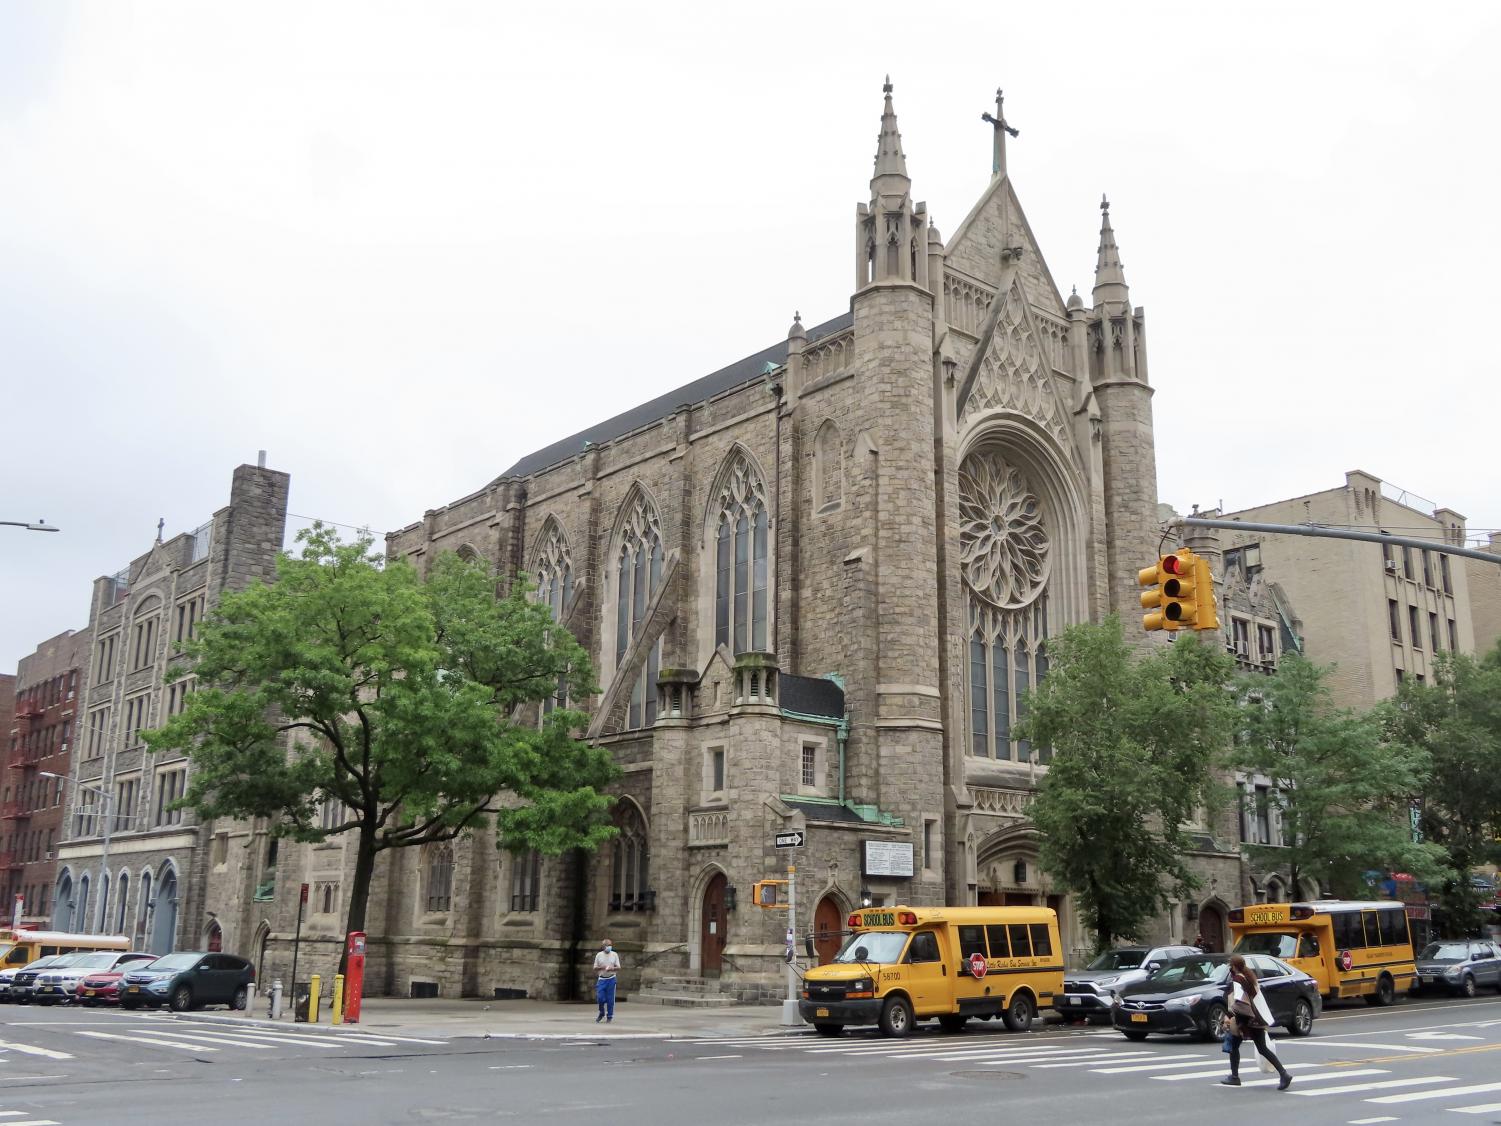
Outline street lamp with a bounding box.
[40,771,111,935]
[1,520,60,532]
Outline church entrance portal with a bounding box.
[700,874,728,977]
[814,896,843,965]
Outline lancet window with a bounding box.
[713,452,769,654]
[534,522,574,715]
[615,493,663,729]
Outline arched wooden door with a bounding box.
[1199,904,1226,953]
[814,896,844,965]
[700,873,729,977]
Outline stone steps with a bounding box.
[634,975,741,1008]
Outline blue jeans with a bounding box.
[596,976,616,1019]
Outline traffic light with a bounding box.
[1138,549,1217,632]
[752,880,788,909]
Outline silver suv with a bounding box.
[1062,944,1202,1017]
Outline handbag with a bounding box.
[1221,1030,1234,1054]
[1257,1033,1281,1074]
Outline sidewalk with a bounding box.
[173,995,799,1041]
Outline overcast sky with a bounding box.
[3,1,1498,669]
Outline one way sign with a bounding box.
[774,831,805,849]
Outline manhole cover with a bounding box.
[951,1070,1025,1081]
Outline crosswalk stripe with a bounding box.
[155,1029,346,1049]
[1304,1040,1444,1054]
[1449,1102,1501,1115]
[112,1030,278,1050]
[1293,1076,1456,1097]
[1154,1063,1321,1082]
[0,1040,73,1062]
[1368,1081,1501,1105]
[1032,1052,1160,1069]
[1092,1058,1223,1075]
[74,1030,220,1052]
[0,1119,59,1126]
[166,1022,421,1046]
[1240,1068,1389,1088]
[886,1045,1105,1062]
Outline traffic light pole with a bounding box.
[1175,518,1501,567]
[781,862,801,1026]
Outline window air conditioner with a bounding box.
[1385,560,1398,574]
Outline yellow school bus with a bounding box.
[0,929,130,969]
[799,905,1063,1037]
[1228,900,1417,1004]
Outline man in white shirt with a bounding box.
[594,938,621,1023]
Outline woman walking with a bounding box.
[1221,954,1293,1090]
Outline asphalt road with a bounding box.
[4,994,1501,1125]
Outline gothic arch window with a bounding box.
[424,843,454,913]
[609,801,650,912]
[711,451,769,654]
[532,520,574,715]
[961,449,1052,763]
[115,869,130,934]
[134,868,152,946]
[814,420,843,512]
[613,490,663,730]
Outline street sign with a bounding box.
[774,831,805,850]
[969,952,987,978]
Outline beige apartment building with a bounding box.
[1218,470,1485,709]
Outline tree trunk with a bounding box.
[338,820,380,979]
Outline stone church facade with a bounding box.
[261,83,1177,1000]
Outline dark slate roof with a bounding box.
[502,312,853,479]
[783,799,866,825]
[780,674,845,720]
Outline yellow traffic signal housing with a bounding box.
[1190,552,1219,631]
[1138,549,1219,631]
[1139,551,1189,631]
[752,880,789,909]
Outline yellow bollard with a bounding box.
[332,974,345,1025]
[308,974,321,1024]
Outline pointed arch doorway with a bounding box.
[1197,903,1226,953]
[813,896,844,965]
[700,873,729,977]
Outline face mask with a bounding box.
[604,945,612,951]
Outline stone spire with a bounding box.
[1092,194,1130,306]
[871,76,910,189]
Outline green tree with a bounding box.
[147,524,618,952]
[1384,641,1501,936]
[1017,618,1236,951]
[1232,652,1447,899]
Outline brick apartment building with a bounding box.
[2,631,90,927]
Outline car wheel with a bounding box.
[813,1023,844,1038]
[1290,998,1314,1037]
[169,985,194,1012]
[1002,991,1035,1032]
[1373,974,1396,1006]
[1199,1001,1228,1042]
[938,1014,969,1034]
[1455,974,1476,999]
[878,995,914,1038]
[231,985,249,1011]
[1121,1029,1149,1041]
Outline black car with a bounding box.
[1111,952,1320,1041]
[119,952,255,1011]
[1412,940,1501,997]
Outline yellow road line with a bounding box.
[1324,1043,1501,1067]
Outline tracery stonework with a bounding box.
[960,276,1071,455]
[961,449,1051,762]
[958,452,1050,610]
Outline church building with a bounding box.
[264,82,1168,1001]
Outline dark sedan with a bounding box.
[1412,940,1501,998]
[1112,952,1320,1042]
[119,952,255,1012]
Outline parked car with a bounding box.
[1412,940,1501,998]
[76,954,161,1005]
[10,953,89,1004]
[1112,952,1321,1041]
[119,952,255,1012]
[33,951,155,1005]
[1062,945,1202,1018]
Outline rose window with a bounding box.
[958,453,1050,609]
